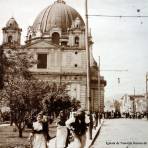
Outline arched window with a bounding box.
[8,36,12,43]
[52,32,60,45]
[75,36,79,46]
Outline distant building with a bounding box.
[113,100,121,112]
[0,0,106,112]
[120,94,147,113]
[104,100,114,112]
[100,76,107,112]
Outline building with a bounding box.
[120,94,147,113]
[0,0,106,112]
[104,100,115,112]
[100,76,107,112]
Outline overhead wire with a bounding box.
[87,14,148,18]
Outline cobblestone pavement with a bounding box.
[91,119,148,148]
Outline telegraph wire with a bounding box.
[87,14,148,18]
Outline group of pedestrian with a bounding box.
[104,110,147,119]
[104,111,121,119]
[122,111,146,119]
[28,108,90,148]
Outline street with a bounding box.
[91,119,148,148]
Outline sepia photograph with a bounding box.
[0,0,148,148]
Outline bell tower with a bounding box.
[2,17,22,47]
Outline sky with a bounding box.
[0,0,148,100]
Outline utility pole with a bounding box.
[98,56,101,124]
[133,87,136,116]
[146,73,148,120]
[0,46,4,89]
[85,0,92,139]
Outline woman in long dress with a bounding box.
[56,111,68,148]
[66,109,89,148]
[29,113,48,148]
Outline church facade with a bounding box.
[0,0,106,112]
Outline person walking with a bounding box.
[56,110,68,148]
[66,109,89,148]
[94,112,99,128]
[29,113,48,148]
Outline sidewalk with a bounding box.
[85,119,104,148]
[48,119,104,148]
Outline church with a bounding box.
[0,0,106,112]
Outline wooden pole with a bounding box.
[133,87,136,115]
[146,73,148,120]
[98,56,101,124]
[0,46,4,89]
[85,0,92,139]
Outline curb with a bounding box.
[88,120,104,148]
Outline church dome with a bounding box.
[6,17,19,29]
[32,0,85,34]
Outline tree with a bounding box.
[41,82,71,116]
[0,46,72,137]
[0,47,36,137]
[0,46,74,137]
[2,47,34,81]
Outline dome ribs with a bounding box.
[31,1,85,37]
[66,6,74,29]
[44,4,54,33]
[63,4,69,32]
